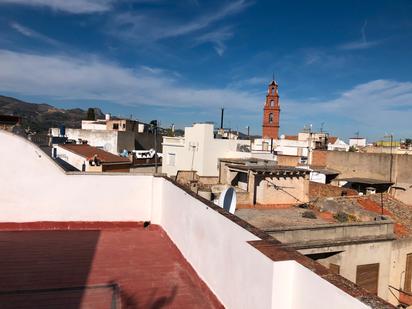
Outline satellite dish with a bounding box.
[218,187,236,214]
[104,143,112,152]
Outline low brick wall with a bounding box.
[311,150,327,167]
[309,181,358,198]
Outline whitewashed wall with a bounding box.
[155,179,371,309]
[157,179,273,309]
[162,124,249,177]
[0,131,152,222]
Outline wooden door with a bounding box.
[356,263,379,295]
[404,253,412,292]
[329,263,340,275]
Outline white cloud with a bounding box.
[1,49,410,138]
[10,22,61,46]
[0,49,260,111]
[0,0,113,13]
[283,79,412,137]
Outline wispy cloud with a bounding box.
[0,0,113,14]
[110,0,252,53]
[10,22,61,47]
[339,20,381,50]
[303,48,346,68]
[194,26,233,56]
[227,76,267,89]
[0,49,260,111]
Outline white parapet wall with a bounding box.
[0,130,152,222]
[0,130,381,308]
[155,179,373,309]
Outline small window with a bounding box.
[122,123,126,129]
[269,113,273,124]
[168,153,176,166]
[270,100,275,107]
[271,87,275,95]
[113,123,119,130]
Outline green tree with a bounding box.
[86,108,96,120]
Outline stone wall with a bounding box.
[277,154,300,167]
[311,150,412,205]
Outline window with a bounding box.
[404,253,412,292]
[271,87,275,95]
[112,123,119,130]
[270,100,275,107]
[329,263,340,275]
[122,123,126,129]
[268,113,273,124]
[168,153,176,166]
[356,263,379,295]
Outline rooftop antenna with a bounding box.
[272,72,275,81]
[320,122,325,133]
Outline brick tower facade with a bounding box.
[262,80,280,139]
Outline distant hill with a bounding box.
[0,95,103,133]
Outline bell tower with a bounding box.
[262,79,280,139]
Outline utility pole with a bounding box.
[390,134,393,183]
[220,108,224,129]
[190,143,197,171]
[385,133,394,183]
[152,120,158,174]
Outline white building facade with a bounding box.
[162,123,251,177]
[349,137,367,148]
[50,127,135,155]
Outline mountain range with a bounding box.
[0,95,103,133]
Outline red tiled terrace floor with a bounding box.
[0,225,222,309]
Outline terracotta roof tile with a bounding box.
[284,135,298,140]
[328,136,338,144]
[59,144,130,164]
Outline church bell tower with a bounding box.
[262,79,280,139]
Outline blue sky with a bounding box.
[0,0,411,140]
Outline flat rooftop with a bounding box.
[0,224,221,309]
[236,207,334,229]
[337,177,394,185]
[227,164,309,175]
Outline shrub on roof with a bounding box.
[334,211,349,222]
[302,211,317,219]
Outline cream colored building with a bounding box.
[162,123,251,177]
[81,114,147,133]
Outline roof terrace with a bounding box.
[0,225,220,309]
[0,130,394,308]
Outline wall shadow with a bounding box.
[0,230,101,309]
